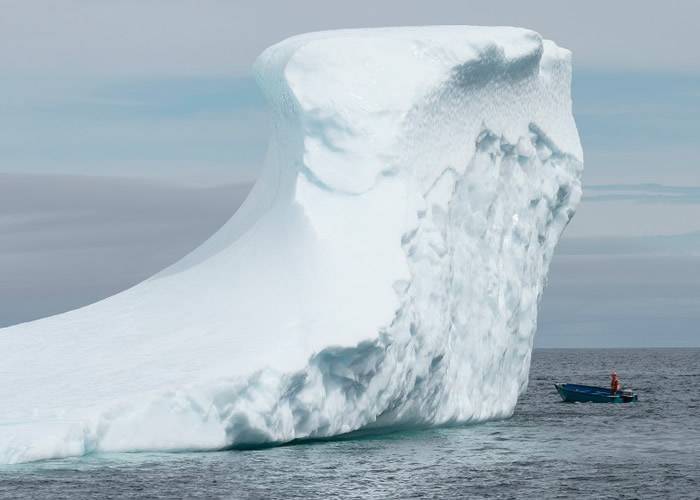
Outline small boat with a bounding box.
[555,383,638,403]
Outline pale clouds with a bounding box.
[1,0,698,77]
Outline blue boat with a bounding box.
[555,383,638,403]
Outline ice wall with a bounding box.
[0,27,582,464]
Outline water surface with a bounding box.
[1,348,698,499]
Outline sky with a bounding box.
[0,0,698,346]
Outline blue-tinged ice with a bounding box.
[0,26,582,464]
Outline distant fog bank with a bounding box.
[0,174,250,327]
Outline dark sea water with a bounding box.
[1,348,698,499]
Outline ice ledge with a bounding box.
[254,26,582,196]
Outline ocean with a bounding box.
[1,348,698,499]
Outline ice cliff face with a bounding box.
[0,27,582,464]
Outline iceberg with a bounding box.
[0,26,582,464]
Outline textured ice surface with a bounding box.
[0,26,582,464]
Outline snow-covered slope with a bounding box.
[0,26,582,464]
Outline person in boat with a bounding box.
[610,370,621,395]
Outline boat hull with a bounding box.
[555,383,638,403]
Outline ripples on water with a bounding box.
[1,349,698,499]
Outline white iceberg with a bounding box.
[0,26,582,464]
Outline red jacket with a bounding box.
[611,378,620,393]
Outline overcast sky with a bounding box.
[0,1,698,345]
[2,0,699,75]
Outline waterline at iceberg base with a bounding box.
[0,26,582,464]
